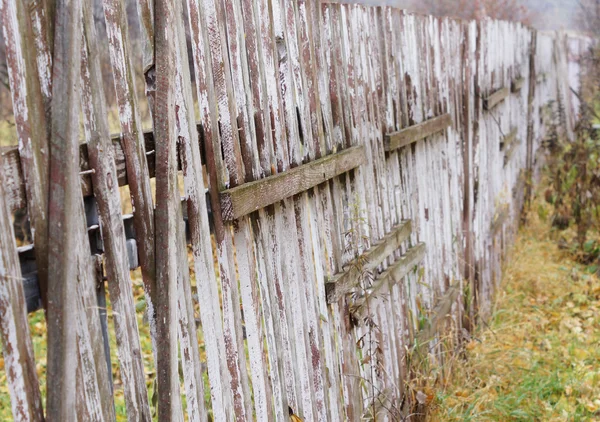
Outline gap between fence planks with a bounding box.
[483,86,510,110]
[325,220,413,303]
[384,113,452,152]
[219,145,366,221]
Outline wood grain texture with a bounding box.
[483,86,510,110]
[0,0,50,308]
[197,0,252,419]
[81,1,151,419]
[183,0,235,418]
[47,0,114,419]
[0,165,43,422]
[154,0,184,418]
[103,0,157,342]
[325,220,412,303]
[220,145,365,221]
[384,113,452,152]
[172,2,208,418]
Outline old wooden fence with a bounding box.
[0,0,591,420]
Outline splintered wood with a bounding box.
[0,1,589,420]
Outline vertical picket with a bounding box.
[47,0,114,419]
[103,0,158,348]
[80,1,151,419]
[0,175,43,422]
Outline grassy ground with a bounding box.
[429,203,600,421]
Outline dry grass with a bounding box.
[428,199,600,421]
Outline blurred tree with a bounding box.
[574,0,600,34]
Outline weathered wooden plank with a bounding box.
[220,145,365,221]
[0,0,50,308]
[103,0,157,347]
[47,0,114,419]
[81,0,151,419]
[194,0,252,419]
[181,0,237,417]
[235,0,283,418]
[171,0,209,418]
[511,77,525,93]
[0,166,43,422]
[154,0,184,418]
[384,114,452,151]
[282,1,336,418]
[318,4,349,418]
[325,220,412,303]
[483,86,510,110]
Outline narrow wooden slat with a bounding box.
[184,0,236,417]
[511,77,525,93]
[220,145,365,221]
[80,1,151,419]
[235,0,281,418]
[383,102,429,196]
[318,4,349,418]
[103,0,157,343]
[0,171,43,422]
[154,0,184,417]
[197,0,252,419]
[483,86,510,110]
[375,6,404,396]
[279,2,335,418]
[325,220,412,303]
[172,1,208,418]
[47,0,114,419]
[0,0,50,308]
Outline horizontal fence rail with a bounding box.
[0,0,591,420]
